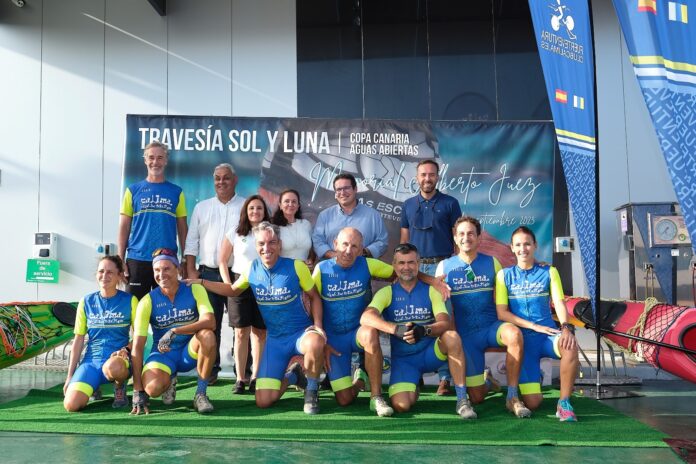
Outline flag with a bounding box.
[573,95,585,109]
[638,0,657,14]
[528,0,597,314]
[556,89,569,103]
[668,2,688,23]
[613,0,696,303]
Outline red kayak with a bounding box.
[565,297,696,384]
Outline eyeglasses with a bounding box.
[152,248,177,258]
[335,186,353,193]
[394,243,418,254]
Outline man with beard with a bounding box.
[400,159,461,395]
[312,173,388,260]
[360,243,476,419]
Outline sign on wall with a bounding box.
[124,116,557,264]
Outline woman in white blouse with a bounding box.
[218,195,270,394]
[271,189,315,267]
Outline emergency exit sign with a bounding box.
[26,259,60,284]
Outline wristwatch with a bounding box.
[560,322,575,334]
[425,326,433,337]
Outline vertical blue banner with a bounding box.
[528,0,597,309]
[612,0,696,256]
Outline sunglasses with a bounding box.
[394,243,418,254]
[152,248,177,258]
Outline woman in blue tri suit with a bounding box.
[495,226,580,422]
[63,256,137,412]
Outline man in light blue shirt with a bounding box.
[312,173,388,260]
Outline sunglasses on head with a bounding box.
[152,248,177,258]
[394,243,418,254]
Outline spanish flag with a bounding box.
[555,89,568,104]
[638,0,657,13]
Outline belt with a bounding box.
[198,265,222,273]
[418,256,448,265]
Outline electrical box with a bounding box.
[554,236,575,253]
[33,232,58,259]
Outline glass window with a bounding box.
[428,0,497,121]
[297,0,363,118]
[493,0,551,120]
[362,0,430,119]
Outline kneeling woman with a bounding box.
[494,226,579,421]
[64,256,137,411]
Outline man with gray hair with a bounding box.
[184,163,245,382]
[118,141,188,300]
[191,221,326,415]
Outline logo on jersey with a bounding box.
[87,309,127,327]
[154,306,196,327]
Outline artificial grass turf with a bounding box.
[0,378,667,447]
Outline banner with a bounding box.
[125,116,557,265]
[528,0,597,305]
[612,0,696,258]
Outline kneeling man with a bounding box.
[195,222,326,414]
[361,243,477,419]
[131,248,217,414]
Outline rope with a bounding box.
[625,297,659,359]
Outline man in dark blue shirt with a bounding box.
[400,159,461,395]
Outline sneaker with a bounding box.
[437,379,453,396]
[91,387,103,401]
[248,378,256,394]
[456,398,477,420]
[506,396,532,418]
[484,367,501,393]
[112,383,129,408]
[162,376,177,405]
[193,393,214,414]
[303,389,320,415]
[233,380,245,394]
[286,362,307,391]
[352,368,369,392]
[370,395,394,417]
[556,399,577,422]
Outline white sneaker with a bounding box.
[162,376,177,405]
[370,395,394,417]
[456,398,477,420]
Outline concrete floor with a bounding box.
[0,369,692,463]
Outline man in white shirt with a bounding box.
[184,163,246,382]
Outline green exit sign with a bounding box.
[26,259,60,284]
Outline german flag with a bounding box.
[638,0,657,13]
[555,89,568,104]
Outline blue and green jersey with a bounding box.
[237,257,315,337]
[313,256,393,334]
[74,290,137,362]
[369,280,447,357]
[436,253,501,334]
[121,180,186,261]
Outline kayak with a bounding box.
[0,301,76,370]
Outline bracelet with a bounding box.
[561,322,576,334]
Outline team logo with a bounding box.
[550,0,576,39]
